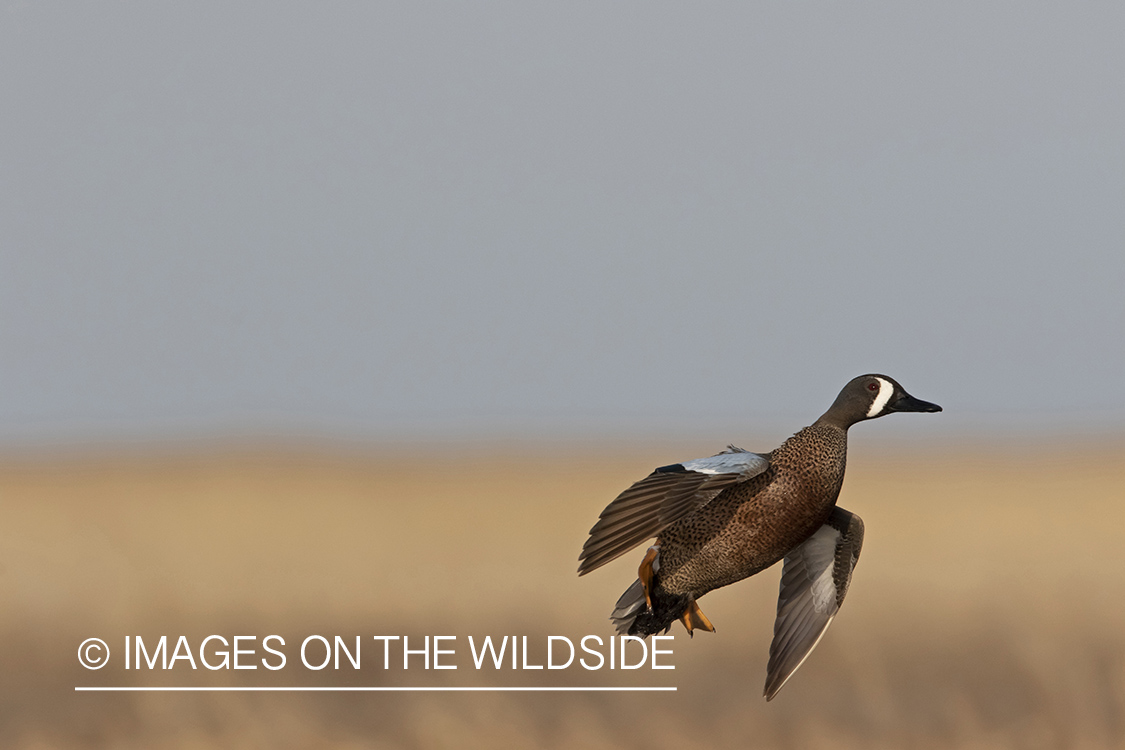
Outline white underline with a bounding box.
[75,686,676,692]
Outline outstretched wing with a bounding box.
[764,506,864,701]
[578,447,769,576]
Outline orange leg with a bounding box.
[679,598,716,637]
[637,546,660,610]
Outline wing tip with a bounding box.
[762,614,836,701]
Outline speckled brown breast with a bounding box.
[656,423,849,597]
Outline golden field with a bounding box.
[2,438,1124,749]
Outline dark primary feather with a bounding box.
[578,471,738,575]
[764,506,864,701]
[577,449,770,576]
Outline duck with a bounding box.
[577,374,941,700]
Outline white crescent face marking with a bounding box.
[866,377,894,418]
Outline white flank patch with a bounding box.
[866,377,894,418]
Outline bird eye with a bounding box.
[867,382,878,392]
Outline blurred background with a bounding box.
[2,2,1123,748]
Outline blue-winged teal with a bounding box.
[578,374,941,699]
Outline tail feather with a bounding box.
[610,579,647,635]
[609,578,689,636]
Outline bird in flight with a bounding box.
[578,374,941,700]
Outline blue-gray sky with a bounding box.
[3,3,1123,446]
